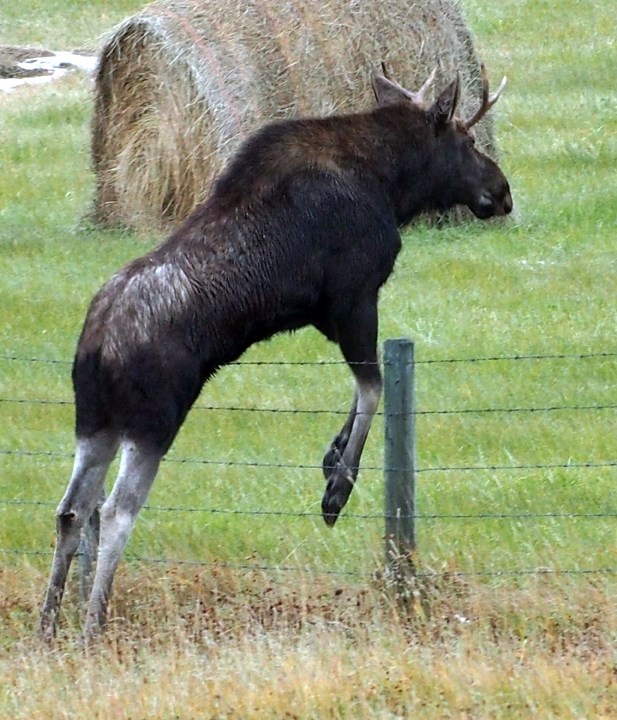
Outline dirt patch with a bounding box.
[0,45,97,90]
[0,46,55,78]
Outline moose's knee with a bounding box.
[55,507,86,536]
[322,438,345,479]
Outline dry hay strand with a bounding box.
[92,0,498,230]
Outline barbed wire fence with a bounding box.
[1,344,616,582]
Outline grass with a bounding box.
[2,563,616,718]
[1,0,616,717]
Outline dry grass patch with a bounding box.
[1,563,615,718]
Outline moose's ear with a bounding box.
[428,76,460,127]
[371,73,408,107]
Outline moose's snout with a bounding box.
[472,181,513,219]
[493,185,514,217]
[502,188,514,215]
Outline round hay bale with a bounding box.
[91,0,497,230]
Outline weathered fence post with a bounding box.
[383,338,416,578]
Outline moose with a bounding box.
[41,64,512,642]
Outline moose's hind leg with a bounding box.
[40,430,119,640]
[83,439,162,643]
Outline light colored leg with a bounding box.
[340,377,382,471]
[322,375,382,526]
[83,440,162,643]
[78,489,105,613]
[40,431,119,640]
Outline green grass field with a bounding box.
[1,0,616,717]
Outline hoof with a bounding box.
[39,619,56,644]
[82,625,103,650]
[321,465,355,527]
[39,603,59,643]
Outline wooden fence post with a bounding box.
[383,338,416,576]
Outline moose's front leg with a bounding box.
[321,375,381,525]
[322,390,357,480]
[321,300,381,526]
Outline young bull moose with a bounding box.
[41,65,512,642]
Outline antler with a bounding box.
[380,61,392,80]
[379,62,437,105]
[411,66,437,104]
[463,64,507,129]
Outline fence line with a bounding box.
[2,347,615,584]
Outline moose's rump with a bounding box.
[72,341,204,452]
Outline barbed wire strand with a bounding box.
[0,547,614,580]
[1,395,616,418]
[1,351,616,368]
[1,448,616,475]
[1,497,615,522]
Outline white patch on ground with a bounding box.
[0,51,98,93]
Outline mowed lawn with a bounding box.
[0,1,615,718]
